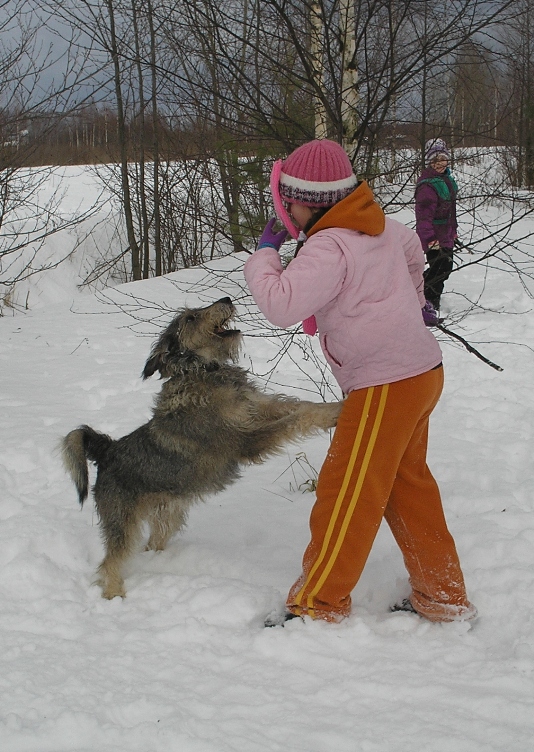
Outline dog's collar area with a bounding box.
[203,362,221,372]
[173,355,221,373]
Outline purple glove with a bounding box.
[258,217,288,251]
[422,300,439,327]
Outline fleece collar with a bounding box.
[307,181,385,238]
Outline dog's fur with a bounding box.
[61,297,342,599]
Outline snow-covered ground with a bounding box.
[1,166,534,751]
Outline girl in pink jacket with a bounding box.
[244,139,476,626]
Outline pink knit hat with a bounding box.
[270,139,358,239]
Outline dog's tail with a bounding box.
[61,425,113,506]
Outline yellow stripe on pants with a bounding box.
[293,385,389,613]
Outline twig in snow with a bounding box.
[436,323,504,371]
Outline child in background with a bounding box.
[244,139,476,626]
[415,138,458,312]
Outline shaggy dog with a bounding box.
[61,297,342,599]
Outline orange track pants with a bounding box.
[287,366,476,622]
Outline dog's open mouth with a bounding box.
[213,317,241,338]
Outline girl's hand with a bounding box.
[258,218,288,251]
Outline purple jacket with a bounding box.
[245,201,442,394]
[415,167,458,252]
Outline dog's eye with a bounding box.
[185,314,196,323]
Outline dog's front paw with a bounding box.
[318,400,344,429]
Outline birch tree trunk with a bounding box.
[310,1,328,139]
[339,0,358,160]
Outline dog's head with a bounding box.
[142,297,242,379]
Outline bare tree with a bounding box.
[498,0,534,188]
[36,0,531,306]
[0,0,105,313]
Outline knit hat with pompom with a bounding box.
[424,138,451,165]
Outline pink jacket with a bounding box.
[245,197,442,394]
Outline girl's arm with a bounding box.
[244,237,346,328]
[401,227,427,307]
[415,183,439,250]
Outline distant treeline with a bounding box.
[2,0,533,286]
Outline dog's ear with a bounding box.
[142,322,184,379]
[142,349,165,379]
[142,330,170,379]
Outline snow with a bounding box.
[1,166,534,751]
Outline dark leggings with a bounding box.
[424,246,454,306]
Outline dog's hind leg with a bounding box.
[145,495,190,551]
[96,512,141,599]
